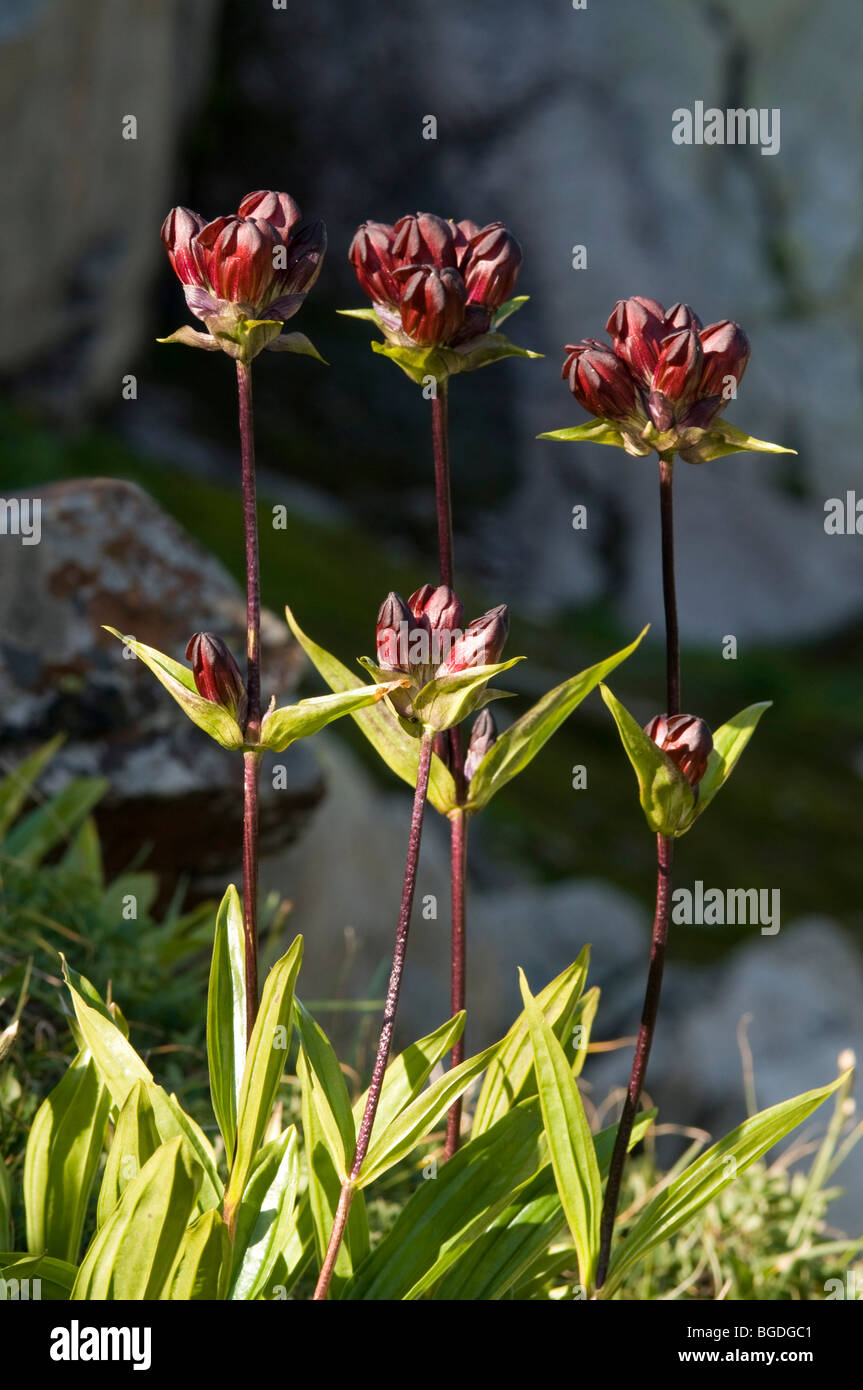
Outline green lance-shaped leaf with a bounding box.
[0,733,65,841]
[570,985,600,1078]
[0,1152,10,1251]
[351,1013,465,1139]
[285,605,457,814]
[467,629,647,812]
[103,626,245,750]
[678,418,798,464]
[437,1110,656,1301]
[207,885,247,1165]
[677,701,772,835]
[600,684,695,836]
[343,1101,546,1300]
[492,294,530,328]
[229,1126,300,1300]
[407,657,524,733]
[0,1252,79,1301]
[5,777,108,867]
[472,950,590,1137]
[602,1071,849,1297]
[163,1208,231,1300]
[258,679,408,753]
[267,330,328,363]
[61,957,222,1211]
[294,1001,369,1295]
[538,419,633,449]
[24,1049,111,1263]
[356,1040,500,1189]
[96,1080,161,1227]
[519,969,602,1293]
[72,1137,201,1300]
[223,937,304,1215]
[355,331,541,386]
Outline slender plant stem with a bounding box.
[444,806,468,1158]
[596,833,674,1288]
[658,454,680,716]
[314,731,434,1300]
[431,377,470,1159]
[237,360,261,1043]
[431,381,454,588]
[596,452,681,1289]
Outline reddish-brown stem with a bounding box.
[596,455,682,1288]
[431,381,454,589]
[431,378,470,1158]
[597,832,674,1288]
[237,360,261,1043]
[444,806,468,1158]
[659,454,680,716]
[313,731,434,1300]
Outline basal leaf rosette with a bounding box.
[600,683,771,837]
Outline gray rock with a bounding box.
[0,0,220,411]
[0,477,321,882]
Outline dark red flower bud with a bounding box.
[375,592,421,672]
[161,207,207,286]
[397,265,466,347]
[651,328,703,411]
[563,342,640,420]
[452,219,481,269]
[462,221,522,313]
[186,632,247,723]
[441,604,509,674]
[194,215,281,308]
[236,189,303,235]
[663,302,702,333]
[606,296,667,382]
[408,584,464,634]
[349,221,399,307]
[276,218,327,297]
[698,320,750,400]
[392,213,458,270]
[464,708,497,783]
[644,712,713,788]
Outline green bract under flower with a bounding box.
[600,683,772,837]
[103,627,405,754]
[339,297,541,385]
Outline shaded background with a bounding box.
[2,0,862,1218]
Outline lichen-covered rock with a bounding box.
[0,478,321,880]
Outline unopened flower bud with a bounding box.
[397,265,466,347]
[349,221,399,307]
[376,592,423,672]
[651,328,703,413]
[462,221,522,313]
[408,584,464,635]
[606,296,667,383]
[563,341,640,420]
[392,212,457,269]
[161,207,207,285]
[186,632,247,723]
[441,604,509,674]
[663,302,703,333]
[237,189,303,235]
[464,708,497,783]
[698,320,750,399]
[452,218,481,269]
[644,712,713,788]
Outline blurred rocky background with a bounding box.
[1,0,861,1222]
